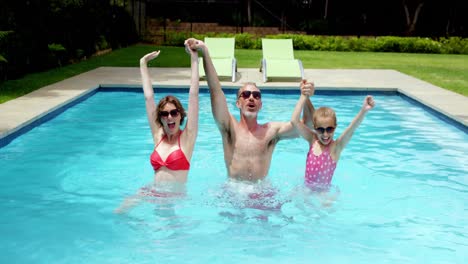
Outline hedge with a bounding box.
[158,31,468,54]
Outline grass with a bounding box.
[1,44,467,103]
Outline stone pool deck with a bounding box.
[0,67,467,141]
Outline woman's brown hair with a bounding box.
[155,95,187,127]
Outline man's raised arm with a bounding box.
[186,38,232,130]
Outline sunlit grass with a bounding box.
[1,44,467,103]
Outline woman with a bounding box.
[115,42,199,213]
[142,47,199,183]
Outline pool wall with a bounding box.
[1,85,466,149]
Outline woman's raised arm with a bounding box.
[139,51,161,143]
[183,42,200,154]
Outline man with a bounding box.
[186,38,315,181]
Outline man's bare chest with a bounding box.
[232,130,276,153]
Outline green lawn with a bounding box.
[0,44,467,103]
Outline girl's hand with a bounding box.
[140,50,160,65]
[363,95,375,111]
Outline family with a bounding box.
[115,38,375,213]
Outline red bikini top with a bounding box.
[150,131,190,171]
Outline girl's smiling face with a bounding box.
[314,116,336,145]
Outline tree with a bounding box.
[403,0,424,35]
[247,0,252,26]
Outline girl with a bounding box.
[291,82,375,190]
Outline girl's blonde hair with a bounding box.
[313,107,337,127]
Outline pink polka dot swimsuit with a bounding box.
[305,140,337,188]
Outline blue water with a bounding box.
[0,89,467,263]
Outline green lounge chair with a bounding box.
[199,37,237,82]
[260,38,304,82]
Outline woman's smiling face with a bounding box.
[160,103,181,135]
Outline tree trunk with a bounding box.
[403,0,424,36]
[324,0,329,19]
[247,0,252,26]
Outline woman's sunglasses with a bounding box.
[160,109,179,118]
[315,126,335,134]
[239,91,261,100]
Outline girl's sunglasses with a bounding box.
[160,109,179,118]
[315,126,335,134]
[239,91,261,99]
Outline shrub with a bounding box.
[161,31,468,54]
[0,31,13,58]
[439,37,468,54]
[48,43,67,67]
[163,31,192,46]
[0,54,6,82]
[0,31,26,79]
[347,37,370,51]
[235,33,260,49]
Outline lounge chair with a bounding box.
[260,38,304,82]
[199,37,237,82]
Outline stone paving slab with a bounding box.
[1,67,467,140]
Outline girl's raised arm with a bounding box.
[335,95,375,155]
[291,91,316,145]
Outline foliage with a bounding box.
[161,31,468,55]
[162,31,192,46]
[0,0,138,80]
[234,33,261,49]
[0,31,14,60]
[0,31,14,41]
[1,45,466,103]
[48,43,66,52]
[0,31,14,80]
[48,43,67,67]
[439,37,468,54]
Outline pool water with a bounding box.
[0,89,467,263]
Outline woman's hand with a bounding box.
[184,40,199,59]
[140,50,160,65]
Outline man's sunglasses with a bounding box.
[315,126,335,134]
[239,91,261,99]
[160,109,180,118]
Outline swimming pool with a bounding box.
[0,88,466,263]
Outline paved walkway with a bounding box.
[0,67,467,140]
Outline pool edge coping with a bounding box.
[1,67,467,148]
